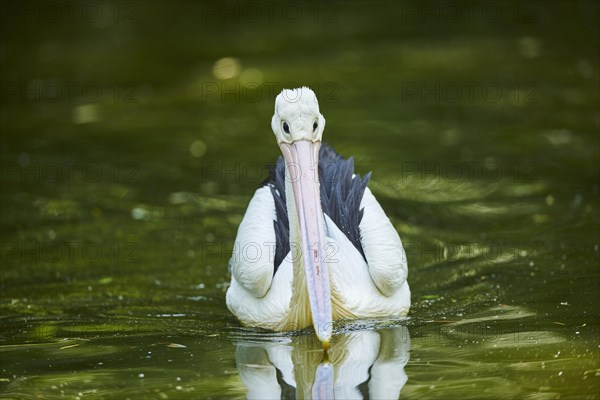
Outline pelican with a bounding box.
[226,87,410,345]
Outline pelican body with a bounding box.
[226,87,410,344]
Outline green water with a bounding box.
[1,1,599,398]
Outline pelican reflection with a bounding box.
[234,325,410,399]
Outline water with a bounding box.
[1,1,599,398]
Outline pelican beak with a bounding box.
[279,139,332,344]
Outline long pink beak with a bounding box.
[279,140,332,344]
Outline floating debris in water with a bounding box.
[156,314,186,318]
[187,295,208,301]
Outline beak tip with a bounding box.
[315,322,332,344]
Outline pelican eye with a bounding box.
[282,121,290,134]
[313,120,318,132]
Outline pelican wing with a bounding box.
[230,186,276,297]
[359,187,408,296]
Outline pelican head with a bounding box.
[271,87,326,144]
[271,87,332,344]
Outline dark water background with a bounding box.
[1,1,599,398]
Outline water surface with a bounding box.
[1,1,599,398]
